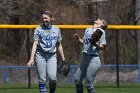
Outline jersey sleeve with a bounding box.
[34,28,39,41]
[57,29,62,42]
[83,28,89,39]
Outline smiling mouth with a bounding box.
[43,21,49,24]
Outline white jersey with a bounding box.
[82,27,106,55]
[34,25,62,53]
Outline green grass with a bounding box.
[0,83,140,93]
[0,87,140,93]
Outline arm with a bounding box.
[94,44,106,50]
[27,40,38,66]
[56,42,65,61]
[73,33,83,44]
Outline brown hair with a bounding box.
[41,11,52,17]
[100,19,107,29]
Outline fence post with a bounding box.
[3,66,7,84]
[27,29,31,89]
[138,64,140,83]
[116,30,120,87]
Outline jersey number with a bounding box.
[84,39,89,44]
[46,40,52,48]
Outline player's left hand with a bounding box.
[57,59,70,77]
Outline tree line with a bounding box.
[0,0,139,65]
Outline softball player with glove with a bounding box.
[73,19,107,93]
[27,11,65,93]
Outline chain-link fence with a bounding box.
[0,65,140,89]
[0,27,140,89]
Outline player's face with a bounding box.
[93,19,104,28]
[42,14,51,25]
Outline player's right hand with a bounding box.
[27,60,34,67]
[73,33,80,40]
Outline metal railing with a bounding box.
[0,24,140,29]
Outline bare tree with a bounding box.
[0,0,137,65]
[135,0,140,64]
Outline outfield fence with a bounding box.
[0,25,140,89]
[0,65,140,89]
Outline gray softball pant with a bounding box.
[74,53,101,90]
[35,51,57,84]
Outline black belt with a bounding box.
[83,52,98,57]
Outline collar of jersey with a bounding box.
[46,25,52,30]
[42,24,52,30]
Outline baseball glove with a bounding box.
[90,29,103,45]
[57,60,70,77]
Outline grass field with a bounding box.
[1,84,140,93]
[0,87,140,93]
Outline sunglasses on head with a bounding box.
[41,11,51,15]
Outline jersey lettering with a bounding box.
[39,29,58,49]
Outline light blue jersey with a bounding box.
[34,25,62,53]
[75,27,107,93]
[82,27,106,55]
[34,25,62,93]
